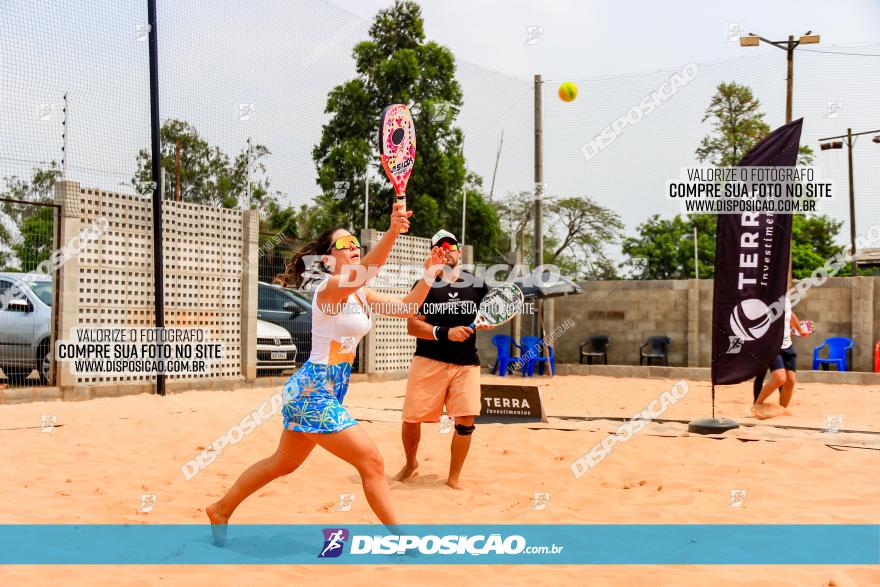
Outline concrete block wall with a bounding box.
[359,229,473,375]
[476,279,690,369]
[52,181,257,397]
[784,278,857,369]
[476,276,880,373]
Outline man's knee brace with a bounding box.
[454,423,475,436]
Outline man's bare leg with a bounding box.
[394,421,421,481]
[447,416,474,490]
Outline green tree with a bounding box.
[790,214,852,278]
[547,196,623,275]
[697,81,815,167]
[261,199,299,239]
[450,171,503,262]
[496,191,622,280]
[696,82,771,166]
[133,119,273,211]
[623,213,853,279]
[687,81,844,279]
[621,214,716,279]
[1,162,62,269]
[312,0,497,252]
[11,206,54,272]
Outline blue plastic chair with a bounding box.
[812,337,854,371]
[491,335,522,377]
[520,335,555,377]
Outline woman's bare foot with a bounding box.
[394,461,419,482]
[206,502,230,546]
[446,477,464,490]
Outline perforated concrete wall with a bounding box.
[360,229,428,373]
[359,229,473,374]
[73,187,245,385]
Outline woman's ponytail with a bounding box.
[274,227,341,289]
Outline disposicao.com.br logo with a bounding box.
[319,528,564,558]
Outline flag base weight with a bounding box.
[688,417,739,435]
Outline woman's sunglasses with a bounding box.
[331,235,361,250]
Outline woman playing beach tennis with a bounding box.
[207,201,444,543]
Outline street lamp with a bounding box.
[819,127,880,276]
[739,31,820,123]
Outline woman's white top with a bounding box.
[308,279,372,365]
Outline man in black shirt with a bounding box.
[395,230,488,489]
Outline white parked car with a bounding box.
[256,319,297,374]
[0,272,53,382]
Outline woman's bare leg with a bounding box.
[313,425,399,526]
[207,430,316,545]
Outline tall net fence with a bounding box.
[458,48,880,259]
[1,1,150,196]
[3,1,879,258]
[1,1,879,384]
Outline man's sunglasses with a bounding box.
[438,240,459,251]
[331,235,361,250]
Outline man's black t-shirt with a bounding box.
[412,272,489,366]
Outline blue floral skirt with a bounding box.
[281,360,358,434]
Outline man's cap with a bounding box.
[431,229,458,247]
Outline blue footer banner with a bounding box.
[0,525,878,565]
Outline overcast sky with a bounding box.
[332,0,880,80]
[2,0,879,262]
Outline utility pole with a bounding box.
[510,222,525,358]
[364,166,369,230]
[819,127,880,276]
[739,31,820,123]
[785,35,794,123]
[533,74,544,338]
[245,137,252,209]
[460,138,467,245]
[461,188,467,245]
[175,140,181,202]
[846,128,856,275]
[489,130,504,198]
[741,31,819,285]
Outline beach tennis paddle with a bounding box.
[791,320,815,336]
[469,283,525,330]
[379,104,416,233]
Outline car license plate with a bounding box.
[271,351,287,360]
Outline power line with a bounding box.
[796,47,880,56]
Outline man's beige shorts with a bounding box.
[403,355,481,423]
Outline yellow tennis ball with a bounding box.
[558,82,578,102]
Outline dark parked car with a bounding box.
[258,282,312,362]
